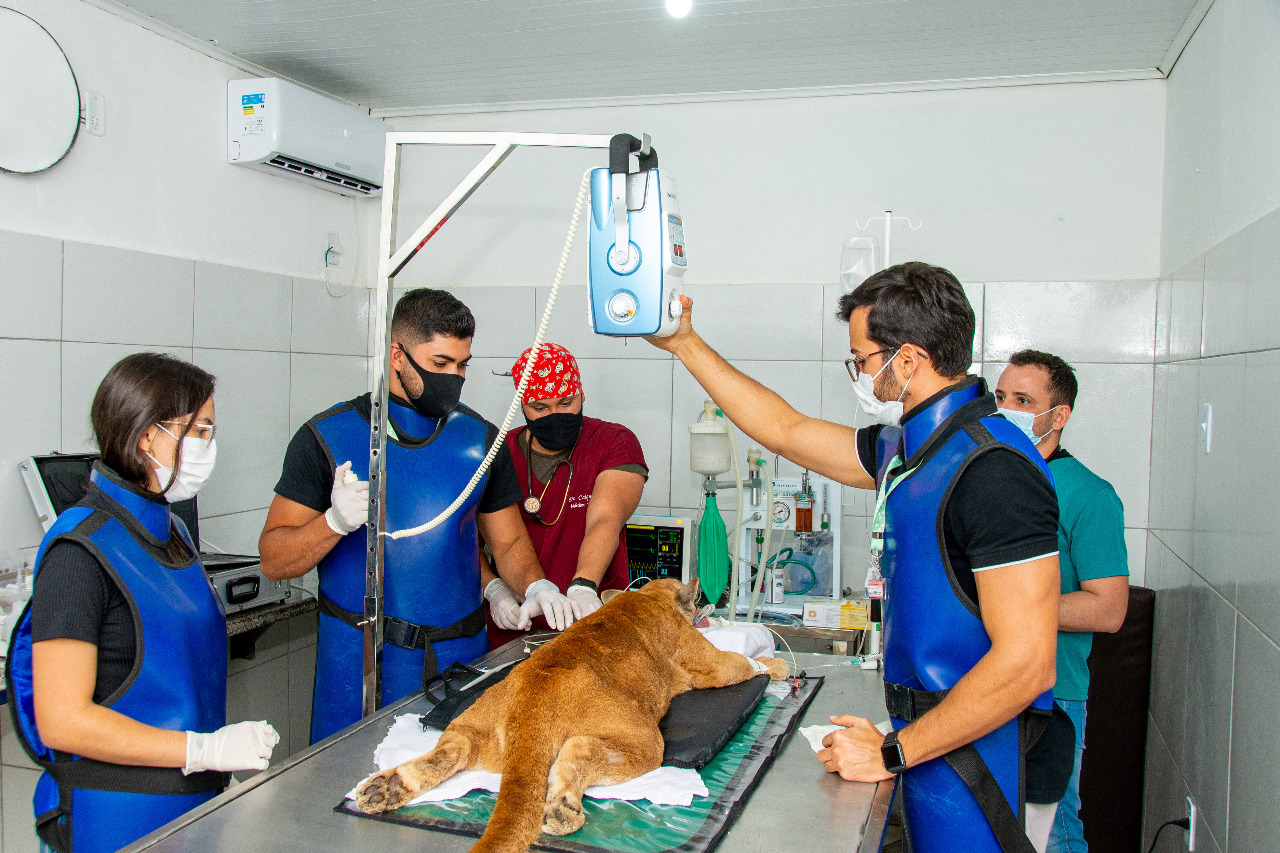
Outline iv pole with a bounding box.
[365,132,617,717]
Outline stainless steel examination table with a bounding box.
[124,648,893,853]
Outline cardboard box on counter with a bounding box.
[803,598,869,630]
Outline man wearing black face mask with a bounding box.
[482,343,648,650]
[260,288,569,743]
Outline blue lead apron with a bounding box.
[307,397,490,744]
[872,379,1054,853]
[5,463,228,853]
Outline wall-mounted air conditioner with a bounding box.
[228,77,387,197]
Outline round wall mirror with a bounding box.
[0,7,81,174]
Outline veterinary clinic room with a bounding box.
[0,0,1276,851]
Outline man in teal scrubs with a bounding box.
[996,349,1129,853]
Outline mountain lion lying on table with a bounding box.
[355,578,789,853]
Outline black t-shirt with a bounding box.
[30,540,136,705]
[275,395,522,515]
[856,420,1059,607]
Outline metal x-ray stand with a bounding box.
[365,132,617,717]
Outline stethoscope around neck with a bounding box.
[521,436,578,526]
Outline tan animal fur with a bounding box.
[355,578,788,853]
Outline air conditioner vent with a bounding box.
[262,154,379,196]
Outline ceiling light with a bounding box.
[666,0,692,18]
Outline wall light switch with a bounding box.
[1201,403,1213,454]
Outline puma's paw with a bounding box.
[355,767,416,814]
[542,793,586,836]
[756,656,790,680]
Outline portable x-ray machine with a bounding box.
[588,133,687,337]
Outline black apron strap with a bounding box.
[885,681,1038,853]
[43,758,228,796]
[942,740,1038,853]
[35,795,72,853]
[319,596,487,689]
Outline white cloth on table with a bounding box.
[800,720,893,753]
[346,715,709,808]
[697,624,774,659]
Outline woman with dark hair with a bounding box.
[5,353,279,853]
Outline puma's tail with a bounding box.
[472,709,557,853]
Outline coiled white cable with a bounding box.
[387,168,593,540]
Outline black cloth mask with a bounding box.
[525,412,583,451]
[399,349,465,418]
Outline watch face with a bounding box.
[881,735,906,773]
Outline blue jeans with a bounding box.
[1047,699,1088,853]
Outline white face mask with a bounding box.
[851,348,914,426]
[148,424,217,503]
[1000,406,1060,445]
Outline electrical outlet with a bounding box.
[86,91,105,137]
[325,231,343,268]
[1186,795,1197,852]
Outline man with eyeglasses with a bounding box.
[997,350,1129,853]
[647,262,1065,853]
[479,342,648,650]
[258,288,574,744]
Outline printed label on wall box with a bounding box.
[241,93,265,135]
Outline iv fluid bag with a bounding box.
[840,235,880,291]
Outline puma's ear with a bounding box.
[678,578,700,611]
[601,589,623,605]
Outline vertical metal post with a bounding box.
[363,136,401,717]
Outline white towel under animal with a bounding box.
[346,715,709,808]
[697,624,774,659]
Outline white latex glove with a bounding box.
[324,461,369,535]
[518,579,575,632]
[183,721,280,775]
[566,584,603,619]
[484,578,524,631]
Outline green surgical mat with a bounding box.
[335,676,823,853]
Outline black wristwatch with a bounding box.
[568,577,598,592]
[880,729,907,775]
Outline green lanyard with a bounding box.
[870,453,918,554]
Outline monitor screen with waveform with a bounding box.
[625,521,686,585]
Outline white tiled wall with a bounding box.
[442,278,1157,586]
[1143,204,1280,853]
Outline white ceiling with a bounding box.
[108,0,1208,114]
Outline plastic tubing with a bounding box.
[773,559,817,596]
[746,460,775,622]
[389,169,592,540]
[724,414,744,624]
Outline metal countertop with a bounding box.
[125,650,892,853]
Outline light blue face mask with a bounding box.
[1000,406,1060,445]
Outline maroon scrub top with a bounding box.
[486,416,646,649]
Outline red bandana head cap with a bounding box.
[512,343,582,404]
